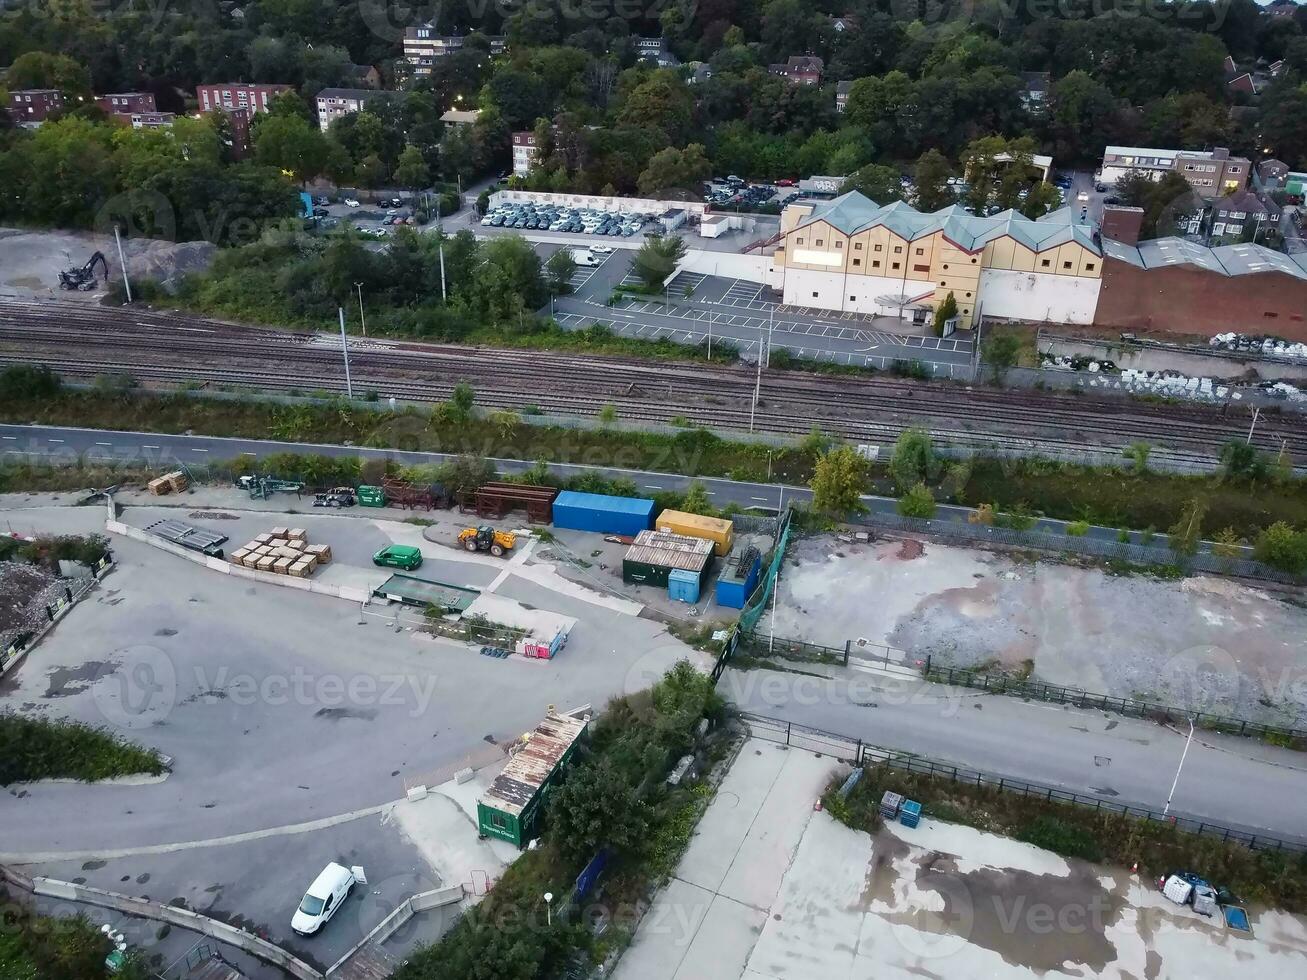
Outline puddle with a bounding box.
[44,661,115,698]
[314,706,378,721]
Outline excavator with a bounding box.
[458,525,516,557]
[58,252,110,291]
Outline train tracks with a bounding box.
[0,301,1299,470]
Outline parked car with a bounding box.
[313,196,330,206]
[590,244,614,254]
[291,863,356,936]
[312,207,329,218]
[775,178,796,187]
[373,545,423,570]
[1076,190,1090,202]
[344,198,361,208]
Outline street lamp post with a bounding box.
[1247,405,1261,444]
[1162,718,1195,817]
[355,282,367,337]
[543,892,554,926]
[338,307,354,400]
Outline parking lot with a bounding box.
[1,498,699,971]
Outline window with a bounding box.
[915,248,923,255]
[894,246,903,253]
[942,264,949,270]
[1063,261,1072,269]
[874,244,882,252]
[1041,259,1051,268]
[965,292,972,298]
[1264,311,1279,318]
[939,280,946,286]
[850,296,857,301]
[854,243,863,251]
[963,308,970,315]
[892,262,900,270]
[970,257,977,264]
[816,239,823,246]
[1085,263,1095,272]
[872,260,881,269]
[796,237,804,245]
[853,258,861,266]
[835,241,843,249]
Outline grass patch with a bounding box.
[827,763,1307,912]
[0,899,141,980]
[0,714,168,785]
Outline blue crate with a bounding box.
[899,800,922,829]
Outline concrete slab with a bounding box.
[672,892,767,980]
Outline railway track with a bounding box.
[0,301,1299,468]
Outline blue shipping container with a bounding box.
[668,568,701,604]
[553,491,656,536]
[715,553,761,609]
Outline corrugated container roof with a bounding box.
[481,711,588,817]
[625,530,714,571]
[555,491,656,516]
[656,510,734,534]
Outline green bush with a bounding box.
[0,364,62,400]
[1065,519,1090,536]
[1017,816,1104,861]
[1253,522,1307,574]
[898,482,937,519]
[0,714,167,785]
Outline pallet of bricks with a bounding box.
[228,527,332,578]
[146,470,189,496]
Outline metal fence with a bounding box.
[925,664,1307,745]
[737,629,848,665]
[867,754,1307,855]
[734,711,1307,855]
[848,510,1306,586]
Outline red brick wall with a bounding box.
[1095,257,1307,340]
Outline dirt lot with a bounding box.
[0,561,64,649]
[0,227,214,300]
[772,535,1307,727]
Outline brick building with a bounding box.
[196,82,293,116]
[512,130,542,177]
[7,89,63,126]
[314,88,381,132]
[1099,145,1250,199]
[96,92,156,115]
[768,56,823,85]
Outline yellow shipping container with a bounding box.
[656,510,734,556]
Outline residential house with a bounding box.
[1257,159,1290,189]
[633,36,679,68]
[96,92,156,115]
[512,130,542,177]
[1099,145,1250,198]
[1226,72,1258,96]
[1208,189,1279,241]
[1264,0,1300,17]
[768,56,823,86]
[6,89,63,126]
[196,82,293,116]
[404,27,506,76]
[125,112,176,131]
[440,108,481,127]
[315,88,382,132]
[347,63,382,89]
[836,80,853,113]
[1269,59,1286,78]
[828,13,859,32]
[1019,71,1050,112]
[686,61,713,85]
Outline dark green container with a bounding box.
[357,485,387,507]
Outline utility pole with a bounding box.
[1162,718,1195,817]
[338,307,354,400]
[439,241,447,302]
[707,319,712,360]
[750,343,762,433]
[355,282,367,337]
[1247,405,1261,444]
[113,225,132,303]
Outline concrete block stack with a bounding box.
[229,527,330,578]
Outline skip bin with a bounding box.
[899,800,922,828]
[668,567,701,604]
[357,485,387,507]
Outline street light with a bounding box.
[543,892,554,926]
[355,282,367,337]
[1162,718,1195,817]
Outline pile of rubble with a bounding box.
[1210,333,1307,362]
[0,562,65,651]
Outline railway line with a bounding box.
[1,301,1300,470]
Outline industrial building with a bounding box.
[772,192,1103,328]
[477,709,587,848]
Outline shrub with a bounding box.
[1253,522,1307,574]
[1017,816,1104,862]
[0,364,61,400]
[898,482,937,519]
[1065,519,1090,537]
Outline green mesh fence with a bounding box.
[738,508,792,633]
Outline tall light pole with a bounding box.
[750,342,762,433]
[439,241,447,301]
[1162,718,1195,817]
[1246,405,1261,445]
[338,307,354,400]
[355,282,367,337]
[113,225,132,303]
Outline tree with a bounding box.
[632,234,687,291]
[913,149,953,212]
[6,51,91,99]
[932,292,958,338]
[1253,522,1307,574]
[597,403,617,428]
[846,164,902,204]
[1211,527,1246,565]
[253,114,328,185]
[637,143,710,195]
[898,483,937,519]
[889,427,935,492]
[547,759,650,865]
[449,381,476,420]
[392,144,430,196]
[545,248,577,293]
[1167,497,1208,558]
[680,481,715,515]
[983,332,1022,382]
[810,446,868,516]
[1124,442,1152,472]
[1219,440,1268,481]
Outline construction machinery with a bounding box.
[59,251,110,291]
[458,525,516,557]
[237,474,305,500]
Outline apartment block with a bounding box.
[96,92,157,115]
[404,26,506,76]
[7,89,63,126]
[512,130,542,177]
[315,88,382,132]
[1099,145,1249,198]
[196,82,293,116]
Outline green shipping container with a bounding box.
[357,485,387,507]
[477,710,588,848]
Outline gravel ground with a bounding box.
[0,561,64,649]
[773,535,1307,727]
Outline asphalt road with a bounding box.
[728,667,1307,844]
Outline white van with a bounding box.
[571,249,599,267]
[291,863,356,935]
